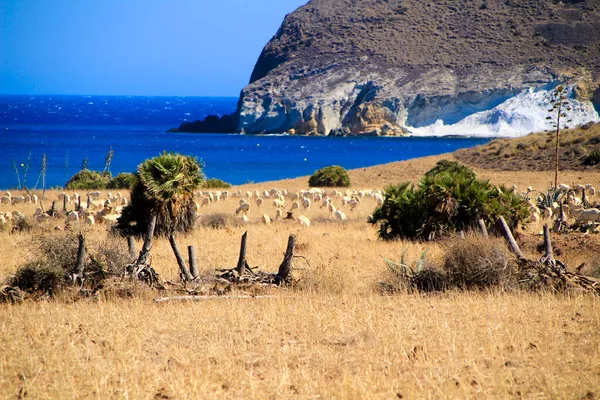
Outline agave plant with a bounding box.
[384,246,429,281]
[536,187,566,210]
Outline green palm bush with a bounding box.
[370,160,530,241]
[115,152,204,280]
[308,165,351,187]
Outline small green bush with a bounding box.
[583,150,600,166]
[203,178,232,189]
[66,169,111,190]
[107,172,136,189]
[308,165,351,187]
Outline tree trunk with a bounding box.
[63,195,67,212]
[188,245,199,279]
[543,224,554,262]
[497,216,526,262]
[74,234,86,282]
[477,218,489,239]
[127,236,136,260]
[169,233,194,282]
[276,234,296,285]
[136,213,157,265]
[236,231,248,275]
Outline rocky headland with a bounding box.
[174,0,600,137]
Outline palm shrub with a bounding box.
[370,160,530,241]
[308,165,351,187]
[115,152,204,281]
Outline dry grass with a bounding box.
[2,152,600,398]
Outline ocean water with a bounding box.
[0,95,490,189]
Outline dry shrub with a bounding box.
[95,237,133,276]
[442,235,516,290]
[199,212,236,229]
[36,233,80,272]
[9,259,67,296]
[411,268,449,292]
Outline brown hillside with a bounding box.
[455,122,600,171]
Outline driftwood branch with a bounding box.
[497,216,526,262]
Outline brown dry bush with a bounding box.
[199,212,237,229]
[94,236,133,276]
[442,235,516,290]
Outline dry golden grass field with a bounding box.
[1,152,600,399]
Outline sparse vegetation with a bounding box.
[308,165,351,187]
[456,123,600,171]
[583,149,600,166]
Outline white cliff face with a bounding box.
[237,65,600,138]
[408,86,600,137]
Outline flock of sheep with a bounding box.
[1,182,599,232]
[0,190,128,229]
[202,187,385,227]
[519,183,600,227]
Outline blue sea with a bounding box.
[0,95,490,189]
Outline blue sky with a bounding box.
[0,0,307,96]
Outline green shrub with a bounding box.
[66,169,110,190]
[370,160,530,241]
[203,178,232,189]
[107,172,136,189]
[583,150,600,166]
[308,165,351,187]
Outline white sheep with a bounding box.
[575,208,600,225]
[334,209,347,221]
[241,215,249,224]
[66,211,79,223]
[0,196,10,205]
[290,201,300,210]
[273,199,286,209]
[236,203,250,216]
[275,209,283,219]
[11,196,25,205]
[349,198,360,212]
[585,184,596,196]
[36,213,51,224]
[87,191,101,199]
[301,197,311,209]
[261,214,271,225]
[201,197,211,207]
[297,215,311,227]
[320,197,332,208]
[85,215,95,225]
[256,197,264,207]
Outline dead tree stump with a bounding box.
[276,234,296,285]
